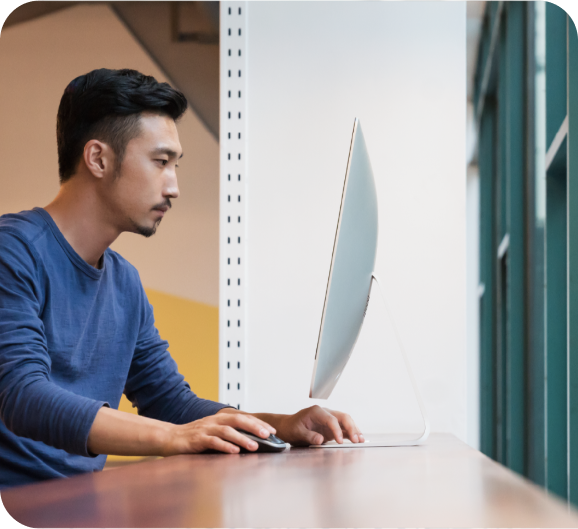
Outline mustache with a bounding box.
[151,199,172,211]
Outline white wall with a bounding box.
[0,3,219,306]
[244,1,467,439]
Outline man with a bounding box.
[0,68,364,489]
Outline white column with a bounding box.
[219,1,247,409]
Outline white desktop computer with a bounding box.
[309,118,430,448]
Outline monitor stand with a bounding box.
[311,273,430,448]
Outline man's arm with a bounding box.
[87,405,365,456]
[87,406,277,456]
[0,231,106,457]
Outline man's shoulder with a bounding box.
[105,247,135,270]
[0,208,48,247]
[0,209,49,263]
[104,248,142,284]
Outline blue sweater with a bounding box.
[0,208,226,488]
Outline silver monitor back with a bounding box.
[310,118,378,399]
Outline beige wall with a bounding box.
[0,3,219,306]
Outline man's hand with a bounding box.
[167,411,276,455]
[254,406,365,446]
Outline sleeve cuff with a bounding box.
[84,401,110,458]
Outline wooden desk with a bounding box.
[3,433,578,527]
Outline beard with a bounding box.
[131,198,171,238]
[133,218,161,238]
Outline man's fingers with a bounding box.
[321,412,343,443]
[217,412,275,439]
[335,412,363,443]
[211,425,260,451]
[324,408,365,443]
[301,427,324,446]
[204,435,241,454]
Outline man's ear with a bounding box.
[83,140,115,179]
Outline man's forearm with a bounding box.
[88,406,279,456]
[87,406,174,456]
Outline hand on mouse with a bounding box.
[253,406,365,446]
[166,410,276,455]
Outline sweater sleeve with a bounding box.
[123,284,228,424]
[0,231,107,457]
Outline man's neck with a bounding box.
[44,177,121,268]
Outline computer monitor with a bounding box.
[309,118,378,400]
[309,118,429,447]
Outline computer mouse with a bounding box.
[235,428,287,453]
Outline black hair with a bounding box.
[56,68,188,183]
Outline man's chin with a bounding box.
[132,219,161,238]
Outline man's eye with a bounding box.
[157,159,168,166]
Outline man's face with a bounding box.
[105,112,182,237]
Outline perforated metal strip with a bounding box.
[219,1,247,409]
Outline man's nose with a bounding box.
[164,172,180,199]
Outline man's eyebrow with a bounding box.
[151,148,184,159]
